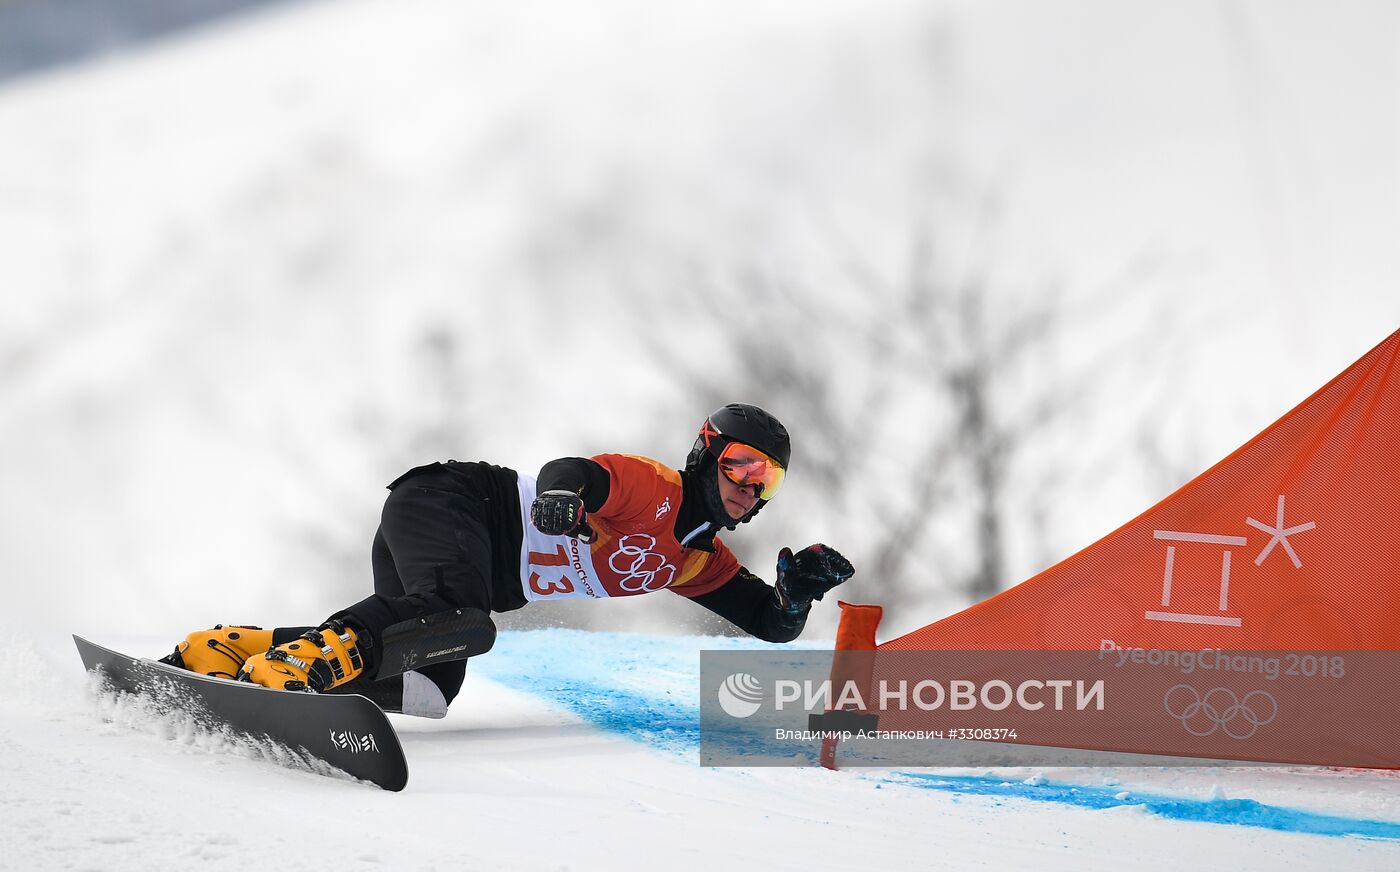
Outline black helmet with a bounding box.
[686,403,791,473]
[686,403,791,528]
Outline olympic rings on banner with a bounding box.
[1163,684,1278,739]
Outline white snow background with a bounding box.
[1,1,1399,870]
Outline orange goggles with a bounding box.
[715,441,786,500]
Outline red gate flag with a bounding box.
[882,327,1400,653]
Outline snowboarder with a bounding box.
[162,403,855,716]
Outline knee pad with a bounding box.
[376,607,496,680]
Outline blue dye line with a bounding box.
[470,629,711,755]
[473,631,1400,841]
[893,772,1400,841]
[483,667,700,755]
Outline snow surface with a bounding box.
[3,627,1399,871]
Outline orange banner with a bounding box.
[883,328,1400,653]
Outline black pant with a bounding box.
[338,481,498,704]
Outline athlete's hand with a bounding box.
[530,490,595,542]
[775,544,854,610]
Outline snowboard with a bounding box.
[73,635,409,791]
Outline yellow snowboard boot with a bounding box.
[239,621,366,693]
[160,625,276,680]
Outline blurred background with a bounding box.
[1,0,1396,643]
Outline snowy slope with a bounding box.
[1,2,1398,869]
[3,627,1398,872]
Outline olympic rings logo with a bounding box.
[608,534,677,593]
[1163,685,1278,740]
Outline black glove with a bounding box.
[774,544,854,611]
[530,490,595,541]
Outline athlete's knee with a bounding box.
[376,607,496,680]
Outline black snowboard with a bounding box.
[73,635,409,791]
